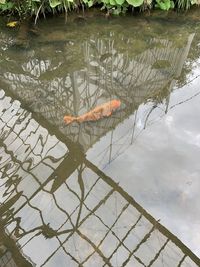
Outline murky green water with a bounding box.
[0,10,200,267]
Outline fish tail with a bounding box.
[63,116,77,125]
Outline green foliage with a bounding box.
[116,0,125,5]
[175,0,191,9]
[0,0,199,18]
[190,0,200,4]
[83,0,94,8]
[0,1,14,12]
[155,0,174,10]
[0,0,77,19]
[101,0,145,14]
[126,0,144,7]
[49,0,62,8]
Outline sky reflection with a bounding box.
[88,60,200,257]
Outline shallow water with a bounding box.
[0,10,200,267]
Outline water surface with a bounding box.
[0,10,200,267]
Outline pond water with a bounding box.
[0,9,200,267]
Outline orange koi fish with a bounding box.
[64,99,121,125]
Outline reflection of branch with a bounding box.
[75,165,85,228]
[169,90,200,111]
[0,192,22,224]
[143,105,157,129]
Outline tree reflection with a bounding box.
[0,29,195,152]
[0,24,199,267]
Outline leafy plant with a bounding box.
[0,0,14,12]
[101,0,143,14]
[155,0,174,10]
[126,0,144,6]
[174,0,191,9]
[82,0,94,7]
[190,0,200,4]
[0,0,199,19]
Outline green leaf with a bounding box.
[49,0,61,8]
[0,0,6,4]
[82,0,93,6]
[156,0,171,10]
[88,0,93,6]
[126,0,144,7]
[109,0,116,5]
[115,0,125,5]
[113,7,121,14]
[0,1,14,11]
[170,0,174,8]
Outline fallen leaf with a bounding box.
[6,21,19,28]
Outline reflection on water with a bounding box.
[0,91,199,267]
[0,11,200,267]
[0,16,196,151]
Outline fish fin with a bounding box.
[101,108,112,117]
[63,116,76,124]
[106,111,112,117]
